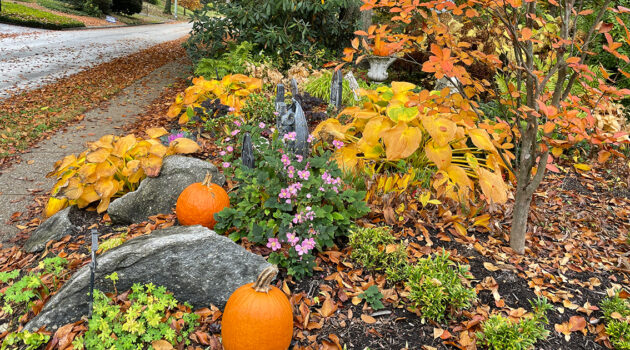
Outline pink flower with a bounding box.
[287,166,295,179]
[306,193,312,199]
[231,129,240,136]
[222,162,231,168]
[295,244,308,256]
[332,140,344,149]
[219,151,226,156]
[266,238,281,251]
[281,154,291,167]
[228,107,236,112]
[274,111,280,116]
[259,122,266,128]
[298,170,310,180]
[225,137,231,142]
[295,155,303,163]
[286,232,299,246]
[234,120,242,127]
[307,135,314,143]
[226,145,234,152]
[302,238,316,250]
[283,132,297,142]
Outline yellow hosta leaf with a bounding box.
[60,177,84,200]
[178,113,189,124]
[50,154,78,175]
[477,168,508,204]
[422,116,456,146]
[386,106,419,123]
[168,138,201,155]
[446,165,473,190]
[94,177,118,199]
[112,134,137,158]
[425,140,452,169]
[361,116,393,144]
[465,152,480,171]
[146,127,169,139]
[97,197,110,214]
[166,103,182,119]
[95,160,117,179]
[141,154,164,178]
[391,81,416,94]
[334,145,360,172]
[91,135,115,149]
[45,197,68,218]
[78,163,98,183]
[357,138,384,159]
[149,143,168,158]
[128,140,151,158]
[468,128,497,152]
[380,123,422,160]
[76,185,100,208]
[86,148,111,163]
[573,163,591,172]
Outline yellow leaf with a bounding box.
[86,148,111,163]
[422,116,456,146]
[97,197,110,214]
[360,314,376,324]
[551,147,564,157]
[468,128,496,152]
[446,165,472,190]
[45,197,68,218]
[380,123,422,160]
[419,191,431,207]
[60,177,83,200]
[94,177,118,199]
[425,140,452,169]
[141,154,164,178]
[573,163,591,172]
[168,138,201,155]
[76,185,100,208]
[112,134,137,158]
[477,168,508,204]
[334,145,360,172]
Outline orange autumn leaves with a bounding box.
[314,82,511,204]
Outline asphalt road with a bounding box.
[0,22,192,98]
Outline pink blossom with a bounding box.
[222,162,231,168]
[259,122,266,128]
[295,155,303,163]
[234,120,242,127]
[231,129,240,136]
[226,145,234,152]
[228,107,236,112]
[219,151,226,156]
[287,166,295,179]
[266,238,281,251]
[298,170,310,180]
[281,154,291,167]
[283,132,297,142]
[286,232,299,246]
[295,244,308,256]
[332,140,344,149]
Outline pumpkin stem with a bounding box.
[252,265,279,293]
[201,172,213,187]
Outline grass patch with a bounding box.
[0,2,85,29]
[36,0,93,17]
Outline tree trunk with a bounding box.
[163,0,171,15]
[510,183,533,254]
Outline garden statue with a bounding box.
[275,84,287,130]
[290,78,301,105]
[330,69,343,109]
[277,98,309,158]
[241,132,255,169]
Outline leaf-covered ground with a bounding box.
[3,113,628,349]
[0,37,187,168]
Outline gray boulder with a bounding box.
[24,206,78,253]
[26,225,270,332]
[108,155,225,224]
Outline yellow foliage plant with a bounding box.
[167,74,262,124]
[45,128,201,217]
[313,82,513,205]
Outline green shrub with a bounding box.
[601,292,630,350]
[82,282,199,349]
[359,285,384,310]
[81,0,103,17]
[0,2,85,29]
[112,0,141,14]
[406,251,476,323]
[477,297,552,350]
[184,0,361,66]
[349,226,409,283]
[193,41,260,79]
[240,92,276,126]
[1,330,50,350]
[0,256,67,316]
[36,0,95,16]
[304,70,371,107]
[215,122,370,279]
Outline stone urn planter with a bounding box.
[367,56,396,82]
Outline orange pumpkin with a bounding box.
[221,265,293,350]
[176,172,229,229]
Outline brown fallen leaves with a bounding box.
[0,37,187,167]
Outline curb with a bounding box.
[61,20,188,31]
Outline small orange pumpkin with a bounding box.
[176,172,229,229]
[221,265,293,350]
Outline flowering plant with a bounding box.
[214,123,369,279]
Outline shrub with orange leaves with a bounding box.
[349,0,630,254]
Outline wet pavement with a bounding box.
[0,22,192,98]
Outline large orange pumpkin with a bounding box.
[221,265,293,350]
[176,173,229,229]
